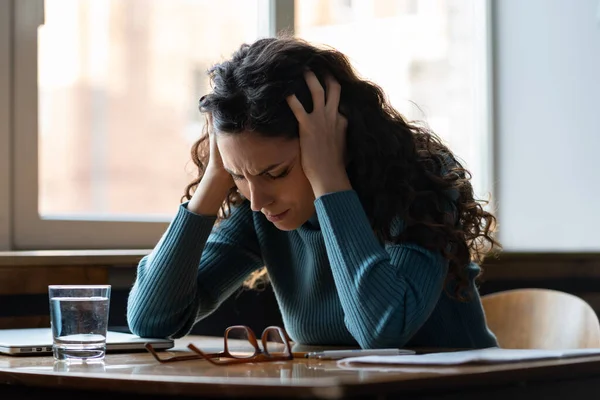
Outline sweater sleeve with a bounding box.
[315,190,448,349]
[126,200,263,339]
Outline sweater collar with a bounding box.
[305,212,320,229]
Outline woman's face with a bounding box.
[217,131,316,231]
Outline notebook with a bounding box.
[337,347,600,367]
[0,328,174,356]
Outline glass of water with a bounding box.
[48,285,111,361]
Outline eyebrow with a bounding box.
[224,162,285,178]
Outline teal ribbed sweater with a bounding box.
[126,190,498,349]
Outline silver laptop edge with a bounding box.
[0,328,174,356]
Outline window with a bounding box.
[3,0,492,251]
[9,0,273,249]
[295,0,493,204]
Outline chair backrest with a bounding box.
[481,288,600,349]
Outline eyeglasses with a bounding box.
[145,325,293,366]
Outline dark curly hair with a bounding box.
[183,36,501,300]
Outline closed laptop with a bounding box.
[0,328,174,356]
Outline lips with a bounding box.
[265,209,290,222]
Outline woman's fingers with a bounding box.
[304,70,325,111]
[324,75,341,117]
[287,71,341,120]
[286,94,307,121]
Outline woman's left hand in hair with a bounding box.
[286,71,352,198]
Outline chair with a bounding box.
[481,288,600,349]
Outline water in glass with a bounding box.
[50,296,109,360]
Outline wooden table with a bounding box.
[2,335,600,399]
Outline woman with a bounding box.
[126,36,501,349]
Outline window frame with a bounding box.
[474,0,496,214]
[0,0,11,251]
[5,0,493,251]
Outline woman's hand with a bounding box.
[286,71,351,198]
[204,113,232,182]
[188,113,234,215]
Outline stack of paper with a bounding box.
[337,347,600,366]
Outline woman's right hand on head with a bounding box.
[205,113,233,184]
[188,113,234,215]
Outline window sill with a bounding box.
[481,251,600,280]
[0,250,599,279]
[0,250,151,267]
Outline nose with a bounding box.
[248,182,273,212]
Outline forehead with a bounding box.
[217,131,298,171]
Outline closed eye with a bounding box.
[265,169,290,180]
[226,165,291,181]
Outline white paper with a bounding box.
[337,347,600,366]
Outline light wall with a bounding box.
[494,0,600,251]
